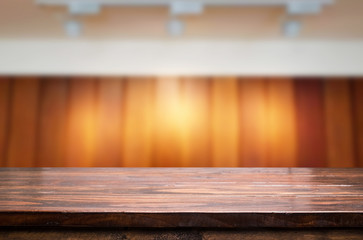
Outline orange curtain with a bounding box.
[0,76,362,167]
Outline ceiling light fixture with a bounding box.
[36,0,334,37]
[283,20,302,38]
[167,18,185,37]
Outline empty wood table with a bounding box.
[0,168,362,239]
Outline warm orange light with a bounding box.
[156,78,198,134]
[60,78,299,167]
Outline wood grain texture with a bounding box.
[6,78,40,167]
[1,228,363,240]
[324,79,355,167]
[0,168,362,228]
[295,79,326,167]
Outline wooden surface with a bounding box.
[0,168,362,228]
[1,228,363,240]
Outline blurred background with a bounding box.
[0,0,362,167]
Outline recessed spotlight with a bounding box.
[64,20,82,38]
[283,20,302,38]
[167,18,185,37]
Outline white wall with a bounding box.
[0,40,362,76]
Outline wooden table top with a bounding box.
[0,168,362,228]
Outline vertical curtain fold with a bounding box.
[0,76,361,167]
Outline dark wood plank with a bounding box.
[1,228,363,240]
[0,168,362,228]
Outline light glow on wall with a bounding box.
[0,77,362,168]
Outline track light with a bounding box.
[167,1,204,37]
[68,1,100,15]
[170,1,204,16]
[36,0,334,37]
[286,1,323,15]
